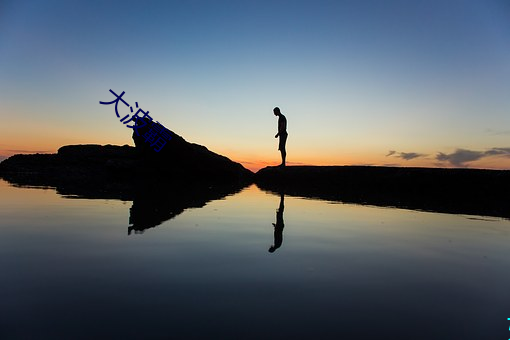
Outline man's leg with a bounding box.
[279,134,287,167]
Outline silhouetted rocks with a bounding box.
[3,137,510,220]
[0,135,253,234]
[0,145,139,198]
[0,126,253,194]
[256,165,510,219]
[128,182,244,234]
[131,120,252,181]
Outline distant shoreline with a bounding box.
[1,145,510,219]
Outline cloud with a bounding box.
[399,152,425,160]
[386,150,426,161]
[486,129,510,136]
[484,147,510,156]
[436,148,510,167]
[436,149,483,166]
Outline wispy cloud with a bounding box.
[436,147,510,167]
[400,152,425,160]
[386,150,426,160]
[484,147,510,156]
[486,128,510,136]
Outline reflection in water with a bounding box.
[128,183,248,234]
[0,173,249,235]
[2,180,510,339]
[269,193,285,253]
[255,167,510,219]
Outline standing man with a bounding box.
[273,107,287,167]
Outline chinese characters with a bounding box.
[99,89,172,152]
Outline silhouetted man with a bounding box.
[273,107,287,167]
[269,193,285,253]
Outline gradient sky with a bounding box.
[1,0,509,171]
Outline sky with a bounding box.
[1,0,509,171]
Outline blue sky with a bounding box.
[1,0,509,170]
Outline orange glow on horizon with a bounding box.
[2,145,510,172]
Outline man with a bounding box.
[273,107,287,167]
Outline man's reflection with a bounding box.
[269,193,285,253]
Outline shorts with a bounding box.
[278,133,288,151]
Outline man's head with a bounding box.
[273,107,281,116]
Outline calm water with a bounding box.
[1,178,510,339]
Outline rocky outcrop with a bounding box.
[3,123,510,220]
[256,165,510,218]
[0,125,253,192]
[131,119,252,181]
[0,145,138,195]
[0,142,250,234]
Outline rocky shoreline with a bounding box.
[256,165,510,218]
[1,136,510,219]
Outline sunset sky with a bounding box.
[1,0,509,171]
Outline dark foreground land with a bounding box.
[256,165,510,219]
[1,129,510,220]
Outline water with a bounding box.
[1,178,510,339]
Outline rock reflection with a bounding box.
[128,183,246,234]
[0,173,248,234]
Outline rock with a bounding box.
[131,118,253,182]
[255,165,510,218]
[0,124,253,193]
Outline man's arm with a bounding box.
[276,118,284,138]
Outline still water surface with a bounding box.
[1,179,510,339]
